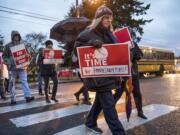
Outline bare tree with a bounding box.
[24,32,47,81]
[0,33,4,52]
[25,32,47,52]
[0,33,4,45]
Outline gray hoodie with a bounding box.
[3,31,27,70]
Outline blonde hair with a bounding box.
[87,15,114,32]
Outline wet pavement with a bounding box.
[127,74,180,135]
[0,74,180,135]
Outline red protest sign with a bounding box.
[43,49,63,64]
[77,43,131,78]
[114,27,134,48]
[10,44,30,69]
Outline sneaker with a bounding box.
[1,96,7,100]
[10,100,16,105]
[51,97,59,102]
[85,125,103,134]
[26,96,35,103]
[46,98,51,103]
[39,92,44,96]
[74,93,80,101]
[49,91,52,94]
[138,112,147,119]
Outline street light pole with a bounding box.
[76,0,80,18]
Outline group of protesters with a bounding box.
[0,31,58,104]
[0,4,148,135]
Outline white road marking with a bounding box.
[10,104,91,127]
[54,104,178,135]
[0,92,61,104]
[9,98,125,127]
[0,96,74,114]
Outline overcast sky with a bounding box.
[0,0,180,56]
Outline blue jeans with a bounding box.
[9,69,32,101]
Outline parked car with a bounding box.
[58,69,73,77]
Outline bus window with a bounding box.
[152,52,156,59]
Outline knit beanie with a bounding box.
[95,5,113,19]
[45,40,53,47]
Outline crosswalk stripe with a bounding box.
[53,104,178,135]
[0,93,125,115]
[4,90,38,98]
[0,96,75,114]
[1,89,96,104]
[10,104,91,127]
[1,87,126,104]
[11,90,39,97]
[9,98,125,127]
[0,92,61,104]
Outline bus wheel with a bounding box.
[156,65,164,77]
[139,73,144,78]
[144,73,149,78]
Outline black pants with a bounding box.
[132,78,143,113]
[114,78,143,113]
[0,79,5,98]
[75,86,89,101]
[85,91,125,135]
[4,78,9,93]
[75,72,89,101]
[43,75,58,99]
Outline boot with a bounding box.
[1,96,7,100]
[26,96,35,103]
[74,93,80,101]
[138,112,147,119]
[46,97,51,103]
[10,100,16,105]
[39,92,44,96]
[51,97,58,102]
[39,89,44,96]
[1,94,7,100]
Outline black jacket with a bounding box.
[131,43,143,79]
[74,26,119,92]
[37,49,57,77]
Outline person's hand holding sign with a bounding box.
[88,40,103,49]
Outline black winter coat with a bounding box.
[37,50,57,77]
[131,43,143,79]
[74,26,119,92]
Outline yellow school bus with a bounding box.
[138,46,175,76]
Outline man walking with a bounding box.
[37,40,58,103]
[3,30,34,104]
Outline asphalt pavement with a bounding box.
[0,74,180,135]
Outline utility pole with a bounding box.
[76,0,80,17]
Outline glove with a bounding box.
[88,40,103,49]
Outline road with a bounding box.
[0,74,180,135]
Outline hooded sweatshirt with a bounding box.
[2,31,27,70]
